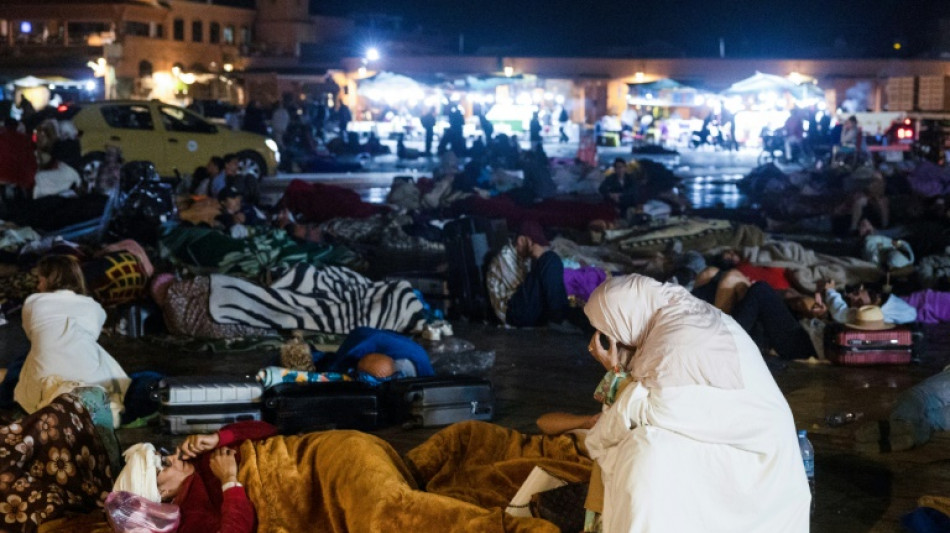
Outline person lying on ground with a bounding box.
[265,326,435,385]
[109,419,592,533]
[692,265,817,359]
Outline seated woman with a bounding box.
[579,274,810,532]
[692,264,816,360]
[12,255,131,422]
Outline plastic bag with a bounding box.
[432,350,496,376]
[891,366,950,446]
[106,491,181,533]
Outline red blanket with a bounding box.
[281,179,389,223]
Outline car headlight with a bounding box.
[265,138,279,153]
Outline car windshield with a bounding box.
[100,105,154,130]
[160,106,217,134]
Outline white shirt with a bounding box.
[825,288,917,325]
[15,291,130,414]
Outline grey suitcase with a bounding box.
[385,376,493,428]
[153,376,263,435]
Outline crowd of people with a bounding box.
[3,88,950,532]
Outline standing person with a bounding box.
[337,101,352,144]
[311,98,327,142]
[421,108,436,155]
[448,106,466,156]
[582,274,810,532]
[529,111,542,149]
[478,109,494,144]
[13,255,131,419]
[241,100,268,137]
[558,106,570,143]
[270,101,290,151]
[784,108,804,163]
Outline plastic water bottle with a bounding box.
[798,430,815,515]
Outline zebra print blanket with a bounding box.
[209,264,426,334]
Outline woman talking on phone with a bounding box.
[565,274,810,533]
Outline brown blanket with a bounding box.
[41,422,592,533]
[241,422,591,533]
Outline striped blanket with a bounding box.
[208,264,425,334]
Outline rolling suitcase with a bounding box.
[153,376,263,435]
[262,381,383,434]
[384,376,494,428]
[443,217,508,321]
[827,326,914,365]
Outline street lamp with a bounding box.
[365,47,380,62]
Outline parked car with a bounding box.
[64,100,279,183]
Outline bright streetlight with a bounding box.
[365,47,380,61]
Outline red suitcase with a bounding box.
[827,326,913,365]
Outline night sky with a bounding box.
[312,0,950,58]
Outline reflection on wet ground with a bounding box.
[681,173,749,209]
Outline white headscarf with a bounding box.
[113,443,162,503]
[584,274,744,390]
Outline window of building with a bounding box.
[100,105,154,130]
[223,25,234,44]
[150,22,164,39]
[67,21,110,45]
[240,25,251,45]
[124,21,149,37]
[173,19,184,41]
[209,22,220,44]
[160,105,217,134]
[192,21,203,42]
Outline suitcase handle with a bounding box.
[184,416,238,425]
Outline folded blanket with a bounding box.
[209,263,425,334]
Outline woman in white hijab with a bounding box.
[582,274,809,533]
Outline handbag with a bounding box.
[531,482,590,533]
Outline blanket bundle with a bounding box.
[209,264,426,334]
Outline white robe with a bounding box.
[14,290,130,415]
[585,316,810,533]
[583,275,809,533]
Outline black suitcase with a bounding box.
[262,381,383,434]
[153,376,263,435]
[384,376,494,428]
[443,217,508,321]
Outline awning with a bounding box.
[722,72,824,100]
[627,78,709,107]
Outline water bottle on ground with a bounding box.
[798,430,815,516]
